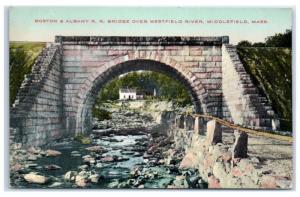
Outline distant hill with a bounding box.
[237,47,292,131]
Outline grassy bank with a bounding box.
[9,41,46,105]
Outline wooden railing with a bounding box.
[183,113,293,143]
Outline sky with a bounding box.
[9,7,292,44]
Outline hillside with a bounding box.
[9,42,46,105]
[237,47,292,131]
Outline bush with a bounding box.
[74,134,91,144]
[92,108,112,121]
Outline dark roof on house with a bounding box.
[119,88,136,93]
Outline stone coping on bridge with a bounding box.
[55,36,229,46]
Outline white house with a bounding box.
[119,88,145,100]
[119,88,137,100]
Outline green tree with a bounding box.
[265,29,292,47]
[95,71,192,107]
[237,40,252,47]
[237,29,292,48]
[252,42,266,47]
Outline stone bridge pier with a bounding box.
[10,36,279,146]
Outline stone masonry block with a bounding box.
[189,50,203,56]
[184,56,205,62]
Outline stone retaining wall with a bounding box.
[167,114,291,189]
[10,44,65,146]
[222,44,279,130]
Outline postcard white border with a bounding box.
[0,0,299,196]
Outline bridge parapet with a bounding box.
[55,36,229,46]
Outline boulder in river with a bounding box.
[89,174,100,183]
[79,165,89,170]
[27,154,37,161]
[46,149,62,157]
[71,151,81,157]
[71,153,81,157]
[179,152,198,169]
[138,184,145,188]
[82,155,96,164]
[71,151,80,154]
[170,175,189,188]
[106,138,123,143]
[25,163,38,169]
[95,163,103,168]
[85,146,104,153]
[143,152,153,159]
[48,182,63,188]
[107,179,119,188]
[24,173,48,184]
[64,171,78,181]
[44,164,61,170]
[27,146,41,155]
[100,156,114,163]
[11,163,23,172]
[116,156,130,162]
[133,152,143,157]
[75,175,87,187]
[121,150,135,155]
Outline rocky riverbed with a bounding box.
[9,100,293,189]
[92,108,158,136]
[9,106,207,189]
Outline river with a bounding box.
[10,103,207,189]
[11,129,207,189]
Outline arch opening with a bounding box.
[75,59,208,134]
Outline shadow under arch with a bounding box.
[74,57,209,134]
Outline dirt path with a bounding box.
[223,130,293,179]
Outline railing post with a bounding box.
[184,115,194,130]
[205,119,222,146]
[194,116,205,135]
[272,119,280,131]
[177,114,185,129]
[194,116,200,134]
[232,130,248,158]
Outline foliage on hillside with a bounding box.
[96,71,192,106]
[92,108,112,121]
[237,47,292,130]
[9,42,46,105]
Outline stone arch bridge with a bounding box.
[10,36,279,146]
